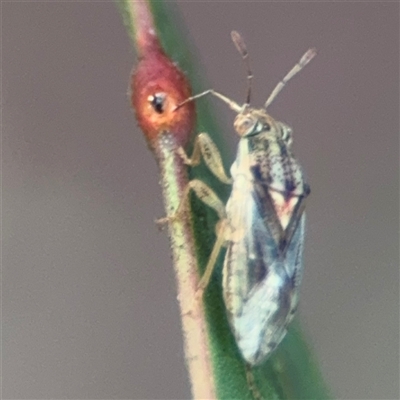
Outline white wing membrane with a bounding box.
[222,140,305,365]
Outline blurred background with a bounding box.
[2,2,399,399]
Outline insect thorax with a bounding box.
[234,108,306,199]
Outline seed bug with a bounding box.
[164,31,316,366]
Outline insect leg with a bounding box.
[245,364,264,400]
[182,182,228,297]
[157,178,228,296]
[157,179,226,225]
[178,133,232,184]
[196,218,228,299]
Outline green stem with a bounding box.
[155,133,216,398]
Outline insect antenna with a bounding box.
[231,31,253,105]
[264,47,317,109]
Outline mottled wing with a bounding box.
[222,175,306,365]
[250,142,308,248]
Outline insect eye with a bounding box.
[242,118,253,129]
[234,114,258,136]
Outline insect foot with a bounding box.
[194,286,205,302]
[176,146,193,166]
[155,213,179,230]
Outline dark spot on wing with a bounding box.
[279,139,288,158]
[279,237,288,254]
[251,164,263,182]
[285,179,296,194]
[247,239,268,291]
[253,239,267,283]
[251,163,274,187]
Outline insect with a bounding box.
[166,31,316,366]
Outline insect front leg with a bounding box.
[178,133,232,184]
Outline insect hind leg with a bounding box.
[196,218,228,299]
